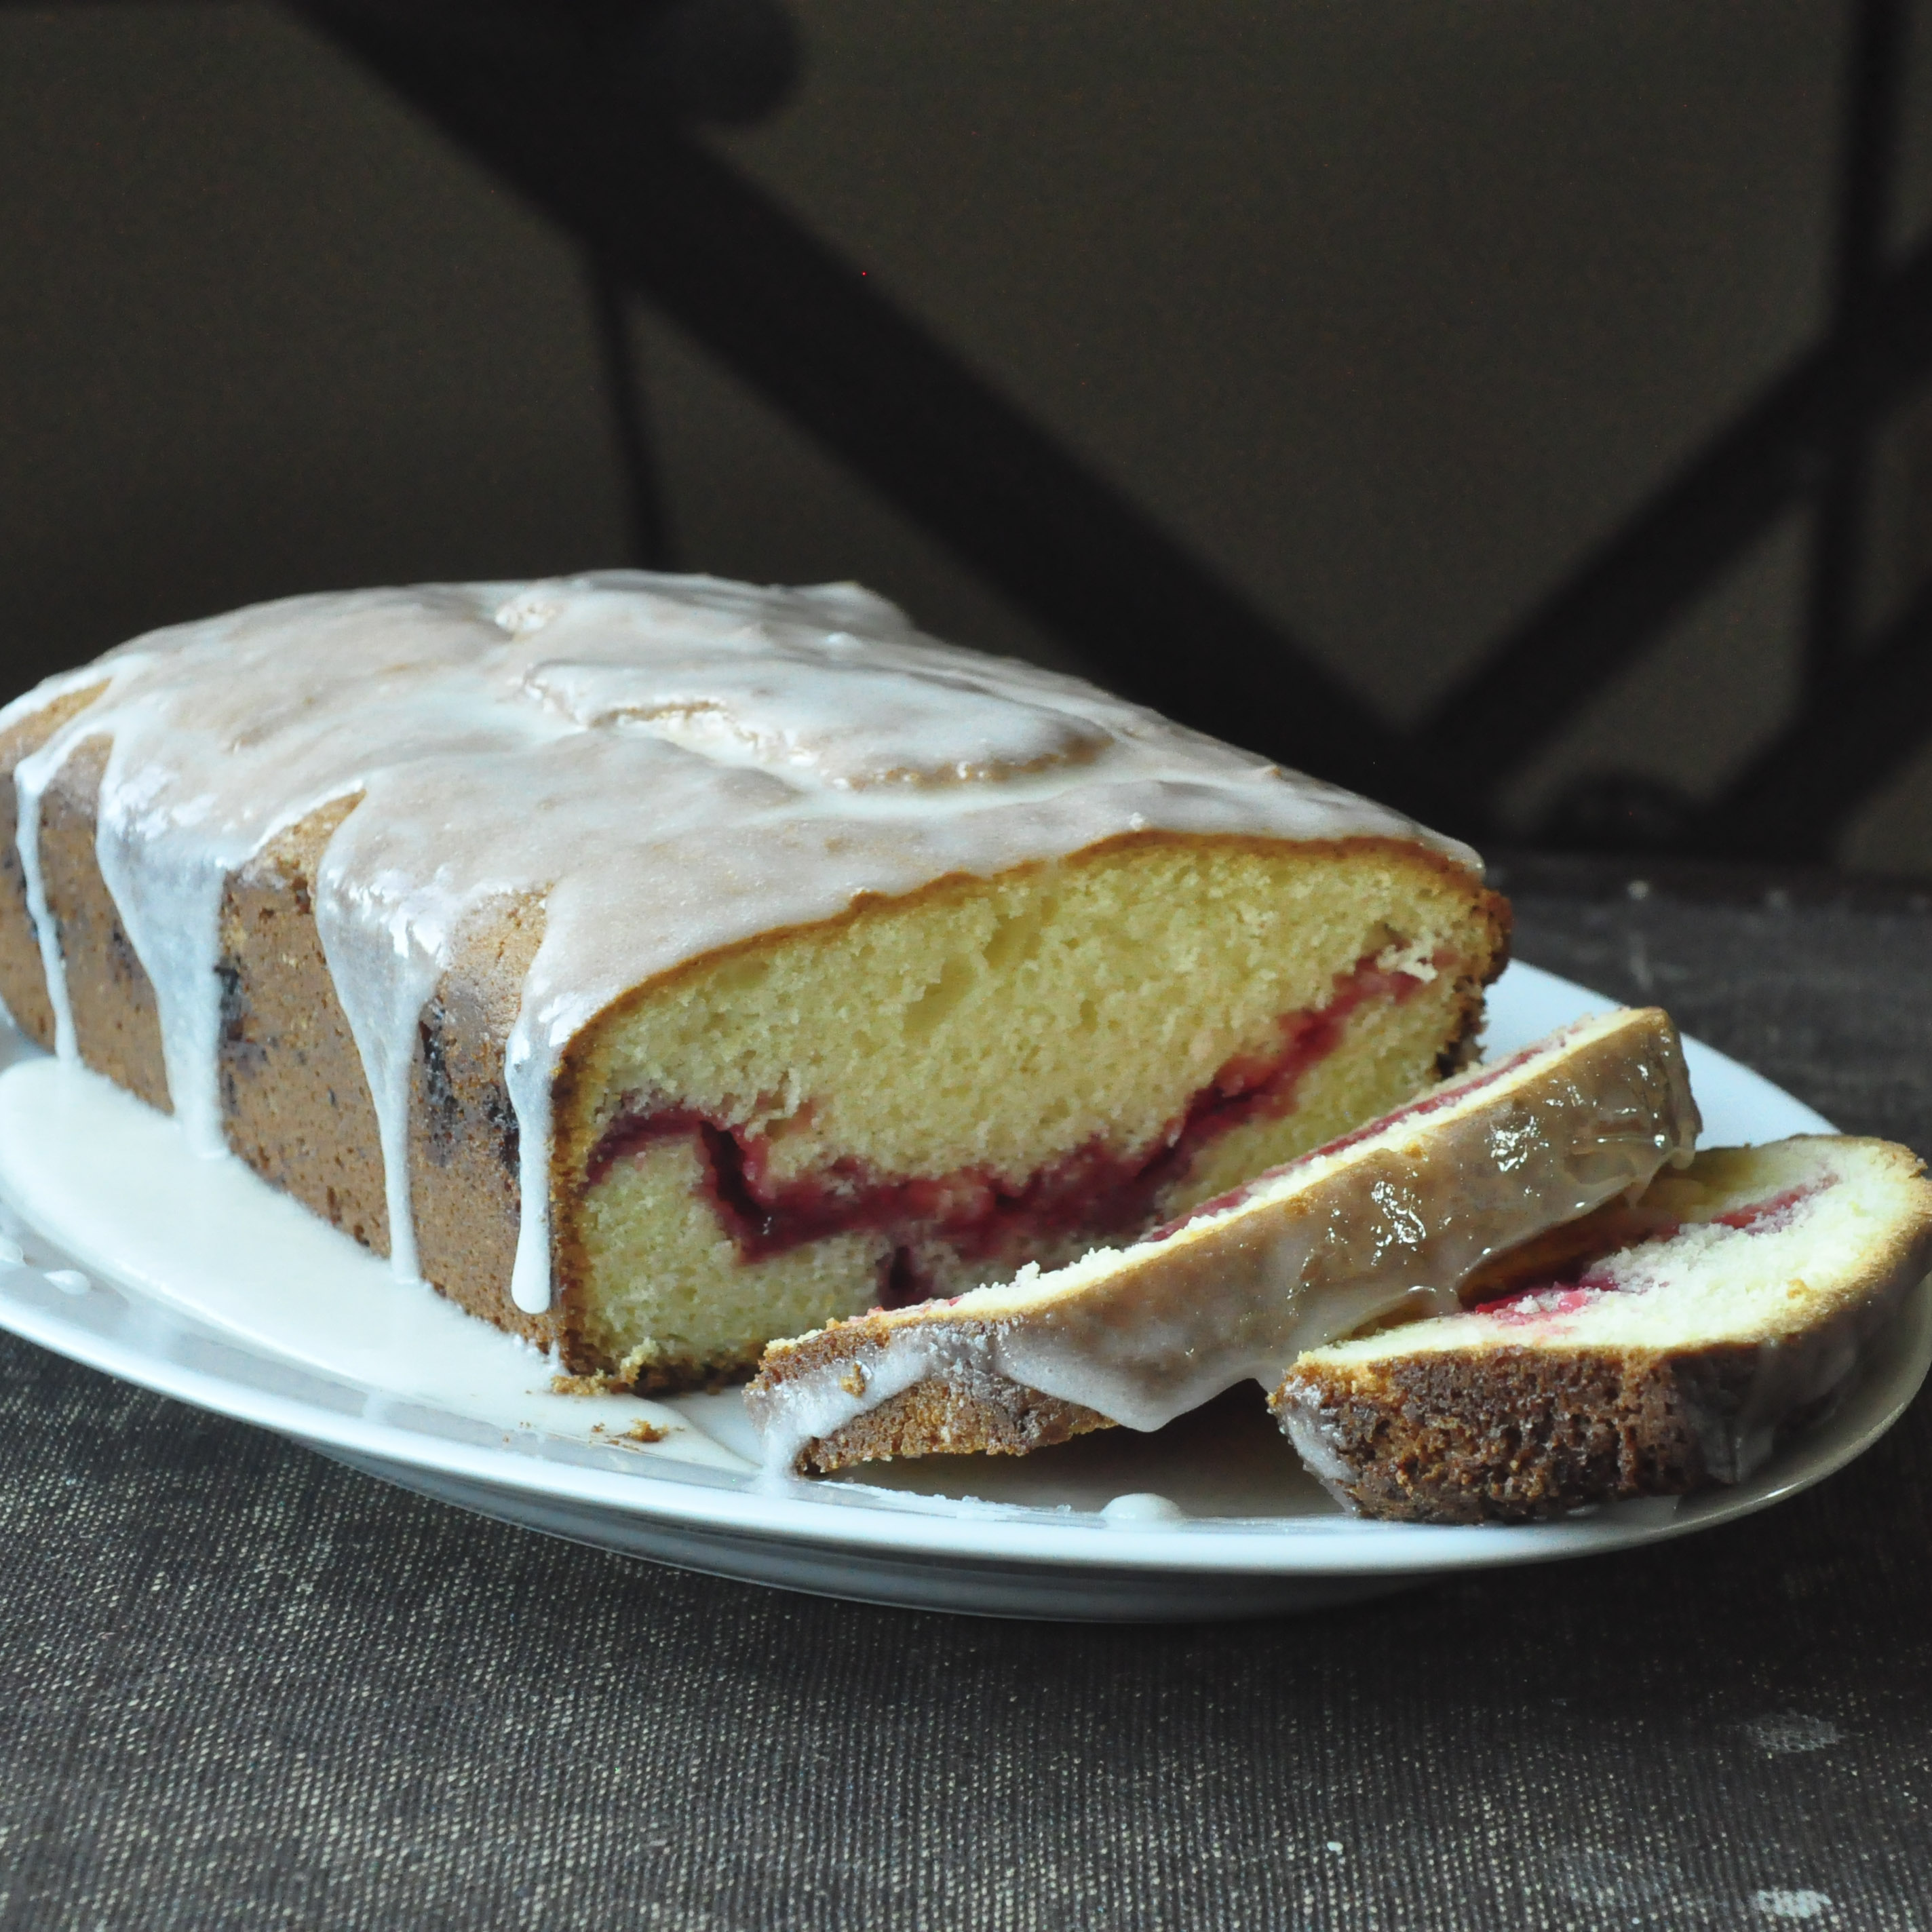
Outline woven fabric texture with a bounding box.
[1,862,1929,1931]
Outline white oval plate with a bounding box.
[0,961,1921,1622]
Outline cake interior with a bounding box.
[1309,1138,1905,1363]
[562,836,1500,1386]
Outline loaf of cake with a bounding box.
[1274,1136,1932,1521]
[748,1007,1699,1472]
[0,573,1507,1387]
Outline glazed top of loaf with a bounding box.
[1,572,1477,1315]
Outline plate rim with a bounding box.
[0,959,1919,1583]
[3,1262,1925,1577]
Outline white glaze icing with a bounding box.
[1,573,1474,1315]
[14,756,73,1062]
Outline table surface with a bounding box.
[2,856,1929,1931]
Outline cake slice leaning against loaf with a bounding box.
[1273,1136,1932,1523]
[746,1006,1699,1474]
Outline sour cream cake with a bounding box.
[0,573,1507,1387]
[1275,1135,1932,1521]
[748,1008,1699,1473]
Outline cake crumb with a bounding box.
[551,1370,625,1397]
[590,1418,671,1447]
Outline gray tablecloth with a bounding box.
[2,859,1928,1930]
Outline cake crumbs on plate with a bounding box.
[591,1418,672,1446]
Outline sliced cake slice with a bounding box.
[1273,1135,1932,1523]
[746,1005,1699,1473]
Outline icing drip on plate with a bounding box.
[0,573,1475,1315]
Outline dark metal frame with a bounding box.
[1421,0,1932,862]
[584,255,678,573]
[1802,0,1908,698]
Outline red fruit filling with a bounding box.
[1475,1278,1623,1326]
[1469,1177,1827,1323]
[1712,1182,1822,1232]
[587,951,1431,1305]
[1147,1024,1538,1241]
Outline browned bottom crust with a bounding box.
[631,1343,767,1396]
[805,1368,1115,1473]
[1272,1341,1789,1524]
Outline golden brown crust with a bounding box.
[757,1309,900,1384]
[218,799,391,1252]
[806,1372,1114,1473]
[1453,875,1511,1069]
[1,714,562,1354]
[408,898,558,1353]
[1274,1345,1745,1523]
[210,798,559,1346]
[0,681,107,1047]
[621,1342,769,1395]
[37,738,170,1109]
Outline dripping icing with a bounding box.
[14,745,75,1062]
[3,573,1477,1314]
[0,663,123,1058]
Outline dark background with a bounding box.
[4,16,1932,1925]
[6,2,1931,866]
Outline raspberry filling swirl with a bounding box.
[1469,1180,1828,1325]
[587,952,1433,1302]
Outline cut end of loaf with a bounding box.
[560,832,1505,1387]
